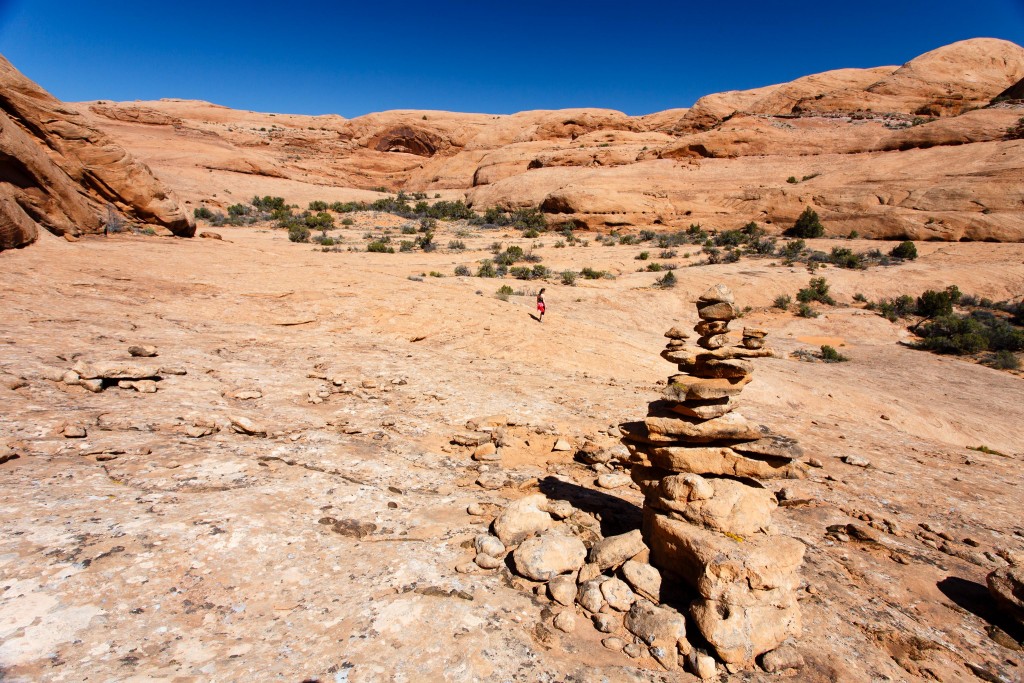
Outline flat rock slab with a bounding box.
[664,375,752,401]
[644,412,762,442]
[72,360,162,380]
[629,443,807,479]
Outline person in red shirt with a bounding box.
[536,288,546,323]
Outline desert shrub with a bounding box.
[655,271,677,288]
[561,271,577,286]
[619,234,638,245]
[797,277,835,305]
[252,196,286,211]
[723,249,741,264]
[306,211,334,229]
[495,245,525,266]
[193,206,214,220]
[749,237,777,255]
[774,294,792,310]
[714,230,745,248]
[288,224,310,243]
[399,240,415,252]
[986,350,1020,370]
[646,262,664,272]
[448,240,466,251]
[340,217,354,226]
[367,240,394,253]
[476,260,497,278]
[401,225,416,235]
[659,249,677,259]
[580,267,606,280]
[1006,117,1024,140]
[227,203,250,217]
[797,303,818,318]
[636,251,650,260]
[915,315,989,354]
[788,207,825,238]
[853,292,868,303]
[875,295,916,321]
[820,345,849,362]
[454,264,471,276]
[829,247,863,269]
[308,200,328,211]
[420,217,438,231]
[780,239,805,259]
[497,284,514,296]
[891,241,918,260]
[915,286,960,320]
[509,266,533,280]
[532,264,550,279]
[639,229,656,241]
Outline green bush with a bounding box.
[448,240,466,251]
[1007,117,1024,140]
[497,284,514,296]
[252,196,286,211]
[288,225,310,243]
[774,294,792,310]
[561,271,577,286]
[646,262,663,272]
[915,286,960,319]
[308,200,328,211]
[820,345,849,362]
[797,303,819,318]
[987,350,1020,370]
[367,241,394,253]
[454,265,471,276]
[891,241,918,260]
[636,251,650,260]
[780,239,806,259]
[655,271,677,288]
[788,207,825,238]
[193,206,214,220]
[580,267,606,280]
[797,277,835,305]
[341,218,354,226]
[786,176,799,184]
[227,203,250,217]
[476,260,497,278]
[829,247,863,269]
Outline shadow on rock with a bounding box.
[937,576,1024,645]
[538,475,642,538]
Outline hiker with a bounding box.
[536,288,546,323]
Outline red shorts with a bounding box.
[537,302,546,313]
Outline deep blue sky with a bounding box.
[2,0,1023,117]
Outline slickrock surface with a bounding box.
[1,214,1023,679]
[0,56,192,249]
[73,38,1024,241]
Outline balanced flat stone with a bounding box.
[731,435,804,460]
[698,284,735,305]
[664,375,751,400]
[633,470,777,535]
[695,320,728,336]
[697,334,730,350]
[72,360,162,380]
[667,397,736,419]
[692,358,754,379]
[664,326,690,340]
[691,596,802,666]
[644,412,762,442]
[696,301,738,321]
[631,444,808,479]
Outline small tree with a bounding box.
[789,207,825,238]
[891,241,918,260]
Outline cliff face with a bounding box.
[74,38,1024,241]
[0,55,193,250]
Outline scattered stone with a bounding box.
[842,454,871,467]
[987,562,1024,626]
[120,379,158,393]
[72,360,161,380]
[229,416,267,436]
[625,600,689,653]
[159,366,187,375]
[452,432,491,447]
[62,424,86,438]
[577,563,602,584]
[689,652,718,679]
[760,643,805,673]
[475,534,506,558]
[79,379,104,393]
[577,580,606,613]
[186,425,215,438]
[601,578,637,611]
[128,345,158,357]
[622,559,663,603]
[466,502,489,516]
[548,575,578,606]
[466,414,508,431]
[472,442,500,461]
[590,530,648,571]
[649,645,679,671]
[601,636,626,652]
[61,370,80,385]
[199,231,222,240]
[699,284,735,305]
[474,553,503,570]
[552,438,572,452]
[493,494,556,545]
[6,378,29,390]
[593,613,619,633]
[596,472,631,489]
[512,531,587,581]
[231,389,262,400]
[623,643,643,658]
[475,471,508,490]
[664,326,690,340]
[807,458,824,468]
[553,610,577,633]
[455,562,480,574]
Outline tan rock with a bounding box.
[624,600,689,654]
[632,444,807,479]
[622,560,663,603]
[589,529,647,570]
[72,360,161,380]
[472,442,499,461]
[492,494,555,545]
[663,375,752,401]
[696,334,730,350]
[691,597,802,665]
[695,320,729,336]
[229,416,266,436]
[601,577,636,611]
[636,473,778,535]
[513,531,587,581]
[987,565,1024,625]
[664,326,690,340]
[698,284,735,305]
[128,345,158,357]
[696,302,738,321]
[644,412,762,442]
[548,575,578,606]
[667,397,736,419]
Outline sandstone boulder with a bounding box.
[512,531,587,581]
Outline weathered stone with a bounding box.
[128,345,158,357]
[229,416,266,436]
[623,643,644,658]
[231,389,262,400]
[121,379,158,393]
[697,333,730,350]
[62,424,86,438]
[72,360,161,380]
[548,575,578,606]
[843,454,871,467]
[987,565,1024,625]
[451,432,490,446]
[663,375,752,401]
[601,577,636,611]
[61,370,80,385]
[475,534,506,558]
[644,412,762,442]
[691,597,802,665]
[668,396,736,419]
[693,358,754,379]
[698,284,735,305]
[601,635,626,651]
[512,531,587,581]
[634,472,778,535]
[466,502,489,516]
[742,327,767,339]
[731,435,804,460]
[622,560,663,603]
[590,529,647,570]
[577,579,606,613]
[647,514,805,600]
[493,494,554,545]
[465,414,508,431]
[624,600,689,654]
[476,472,508,490]
[455,562,481,574]
[79,379,104,393]
[474,552,503,569]
[553,610,577,633]
[472,442,500,461]
[185,425,214,438]
[159,366,187,376]
[696,301,738,321]
[743,338,765,349]
[631,445,807,479]
[695,320,729,336]
[552,438,573,452]
[689,652,718,680]
[577,563,602,584]
[596,472,631,489]
[760,643,805,673]
[664,326,690,340]
[593,613,620,633]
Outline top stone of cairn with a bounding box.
[697,284,735,305]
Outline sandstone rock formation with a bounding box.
[622,285,807,668]
[71,38,1024,241]
[0,55,193,250]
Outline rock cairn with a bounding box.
[621,284,807,669]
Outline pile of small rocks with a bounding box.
[41,348,184,393]
[621,284,807,670]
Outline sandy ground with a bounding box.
[0,221,1022,682]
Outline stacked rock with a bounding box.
[620,284,807,670]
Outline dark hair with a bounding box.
[539,288,546,295]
